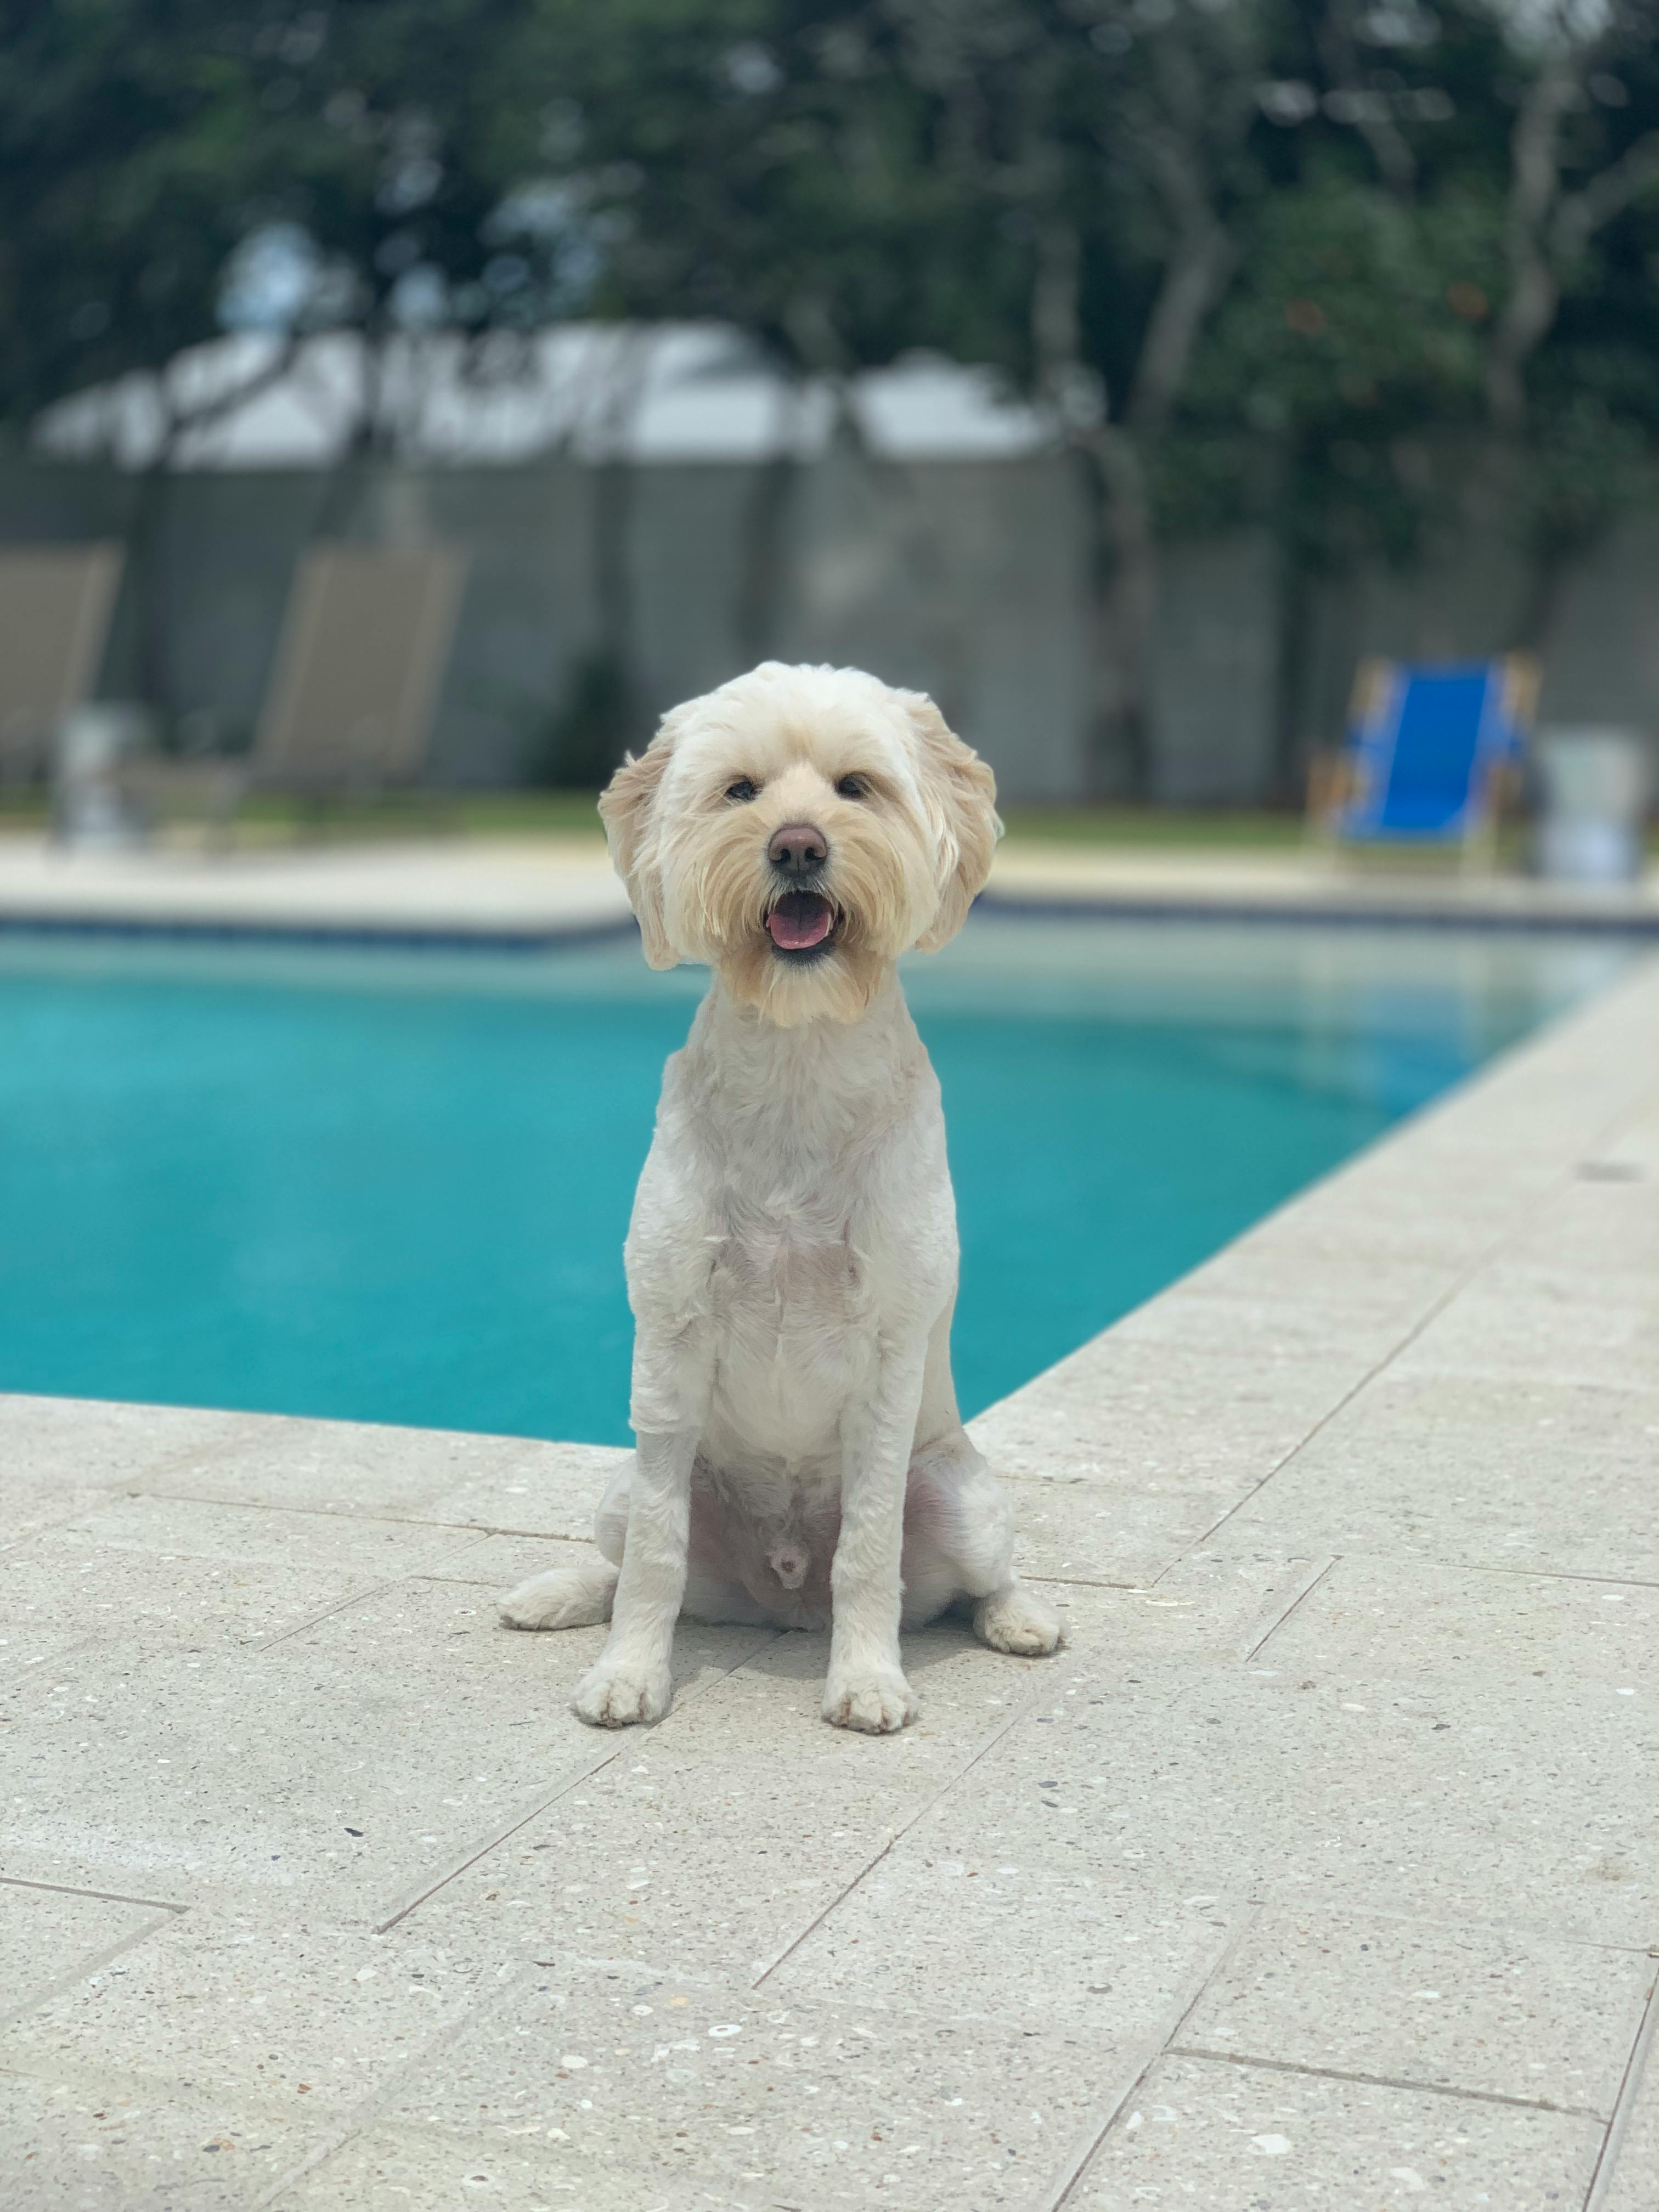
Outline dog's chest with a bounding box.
[705,1181,872,1447]
[710,1180,865,1331]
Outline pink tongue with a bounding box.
[767,897,834,950]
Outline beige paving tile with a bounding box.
[0,1395,246,1493]
[0,1580,768,1918]
[1259,1556,1659,1694]
[414,1532,595,1588]
[886,1662,1659,1947]
[376,1957,1119,2212]
[766,1851,1235,2035]
[1,1487,115,1554]
[424,1443,627,1535]
[0,1397,246,1549]
[0,1656,112,1735]
[137,1412,562,1521]
[1106,1268,1447,1363]
[412,1604,1094,1983]
[0,1541,369,1678]
[1008,1476,1238,1585]
[0,2065,317,2209]
[1600,2010,1659,2212]
[1602,1099,1659,1176]
[0,1886,173,2028]
[1222,1371,1659,1580]
[1507,1175,1659,1274]
[1068,2051,1605,2210]
[50,1492,488,1576]
[970,1339,1361,1493]
[1211,1171,1523,1273]
[1182,1906,1654,2117]
[1127,1547,1338,1658]
[1395,1267,1659,1393]
[282,2128,772,2211]
[0,1910,506,2118]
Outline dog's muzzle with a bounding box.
[765,821,839,957]
[766,891,837,953]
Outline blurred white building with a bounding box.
[35,325,1052,472]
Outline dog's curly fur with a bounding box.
[499,662,1060,1733]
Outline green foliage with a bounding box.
[6,0,1659,578]
[1179,166,1505,560]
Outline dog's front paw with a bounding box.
[572,1656,672,1728]
[822,1666,919,1735]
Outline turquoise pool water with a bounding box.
[0,916,1630,1445]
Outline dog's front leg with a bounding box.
[572,1333,708,1728]
[825,1345,927,1734]
[570,1426,696,1726]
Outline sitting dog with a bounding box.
[499,662,1060,1731]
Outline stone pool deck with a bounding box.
[2,943,1659,2208]
[0,827,1655,943]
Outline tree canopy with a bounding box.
[6,0,1659,781]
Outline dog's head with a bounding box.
[599,663,1001,1025]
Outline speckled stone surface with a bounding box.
[1180,1906,1654,2115]
[2,952,1657,2208]
[1066,2051,1606,2211]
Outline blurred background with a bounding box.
[3,0,1659,825]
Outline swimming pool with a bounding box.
[0,915,1632,1446]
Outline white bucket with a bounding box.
[1536,728,1649,885]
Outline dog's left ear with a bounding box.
[902,691,1002,952]
[599,719,680,968]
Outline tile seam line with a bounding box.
[248,1579,405,1653]
[1229,1889,1659,1959]
[0,1629,102,1683]
[1166,2042,1608,2120]
[251,1979,500,2212]
[1240,1554,1340,1663]
[748,1683,1049,1991]
[1459,1561,1659,1592]
[372,1628,783,1934]
[0,1874,188,1912]
[1582,1957,1659,2210]
[247,1529,501,1652]
[137,1487,597,1539]
[0,1907,181,2036]
[1181,1077,1659,1560]
[370,1743,628,1937]
[1039,1903,1269,2212]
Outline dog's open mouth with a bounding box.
[765,891,839,960]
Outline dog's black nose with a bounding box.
[767,821,828,874]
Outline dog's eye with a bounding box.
[835,775,867,800]
[725,778,759,803]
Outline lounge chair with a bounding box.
[0,544,125,788]
[1308,654,1539,869]
[134,543,467,843]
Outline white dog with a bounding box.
[499,662,1060,1732]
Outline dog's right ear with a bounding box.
[599,724,678,969]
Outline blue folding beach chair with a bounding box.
[1311,654,1538,866]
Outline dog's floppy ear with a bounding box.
[599,717,680,969]
[902,691,1002,952]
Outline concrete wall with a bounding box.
[1,453,1656,803]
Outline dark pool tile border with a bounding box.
[0,911,642,955]
[3,890,1656,953]
[975,888,1659,939]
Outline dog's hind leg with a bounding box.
[498,1458,631,1631]
[498,1558,619,1630]
[904,1428,1062,1656]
